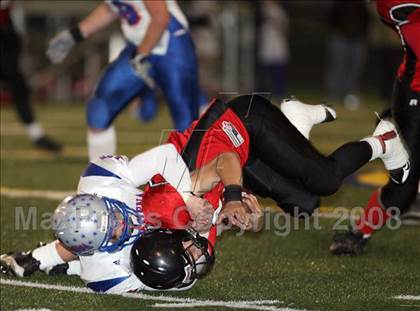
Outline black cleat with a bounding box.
[45,263,69,276]
[34,136,62,153]
[322,105,337,123]
[0,251,41,277]
[329,229,369,256]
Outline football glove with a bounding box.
[46,26,84,64]
[131,54,155,89]
[0,251,41,277]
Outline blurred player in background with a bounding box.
[330,0,420,256]
[46,0,201,160]
[325,0,370,110]
[0,0,61,152]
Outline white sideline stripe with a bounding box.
[393,295,420,301]
[0,186,73,201]
[0,279,310,311]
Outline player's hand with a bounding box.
[46,30,76,64]
[242,193,263,232]
[131,54,155,89]
[191,203,214,233]
[217,201,251,230]
[185,196,214,232]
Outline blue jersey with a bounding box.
[88,0,201,131]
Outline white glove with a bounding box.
[131,54,155,89]
[46,29,80,64]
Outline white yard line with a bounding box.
[393,295,420,301]
[0,279,309,311]
[0,186,73,201]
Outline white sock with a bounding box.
[66,260,81,276]
[361,137,383,161]
[87,126,116,161]
[307,105,328,125]
[281,107,310,139]
[281,102,329,139]
[25,122,44,141]
[32,241,65,270]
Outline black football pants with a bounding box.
[228,95,373,215]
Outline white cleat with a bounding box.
[373,119,410,184]
[280,98,337,139]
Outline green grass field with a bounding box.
[1,97,419,311]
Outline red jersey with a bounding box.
[376,0,420,91]
[142,99,250,246]
[168,107,250,168]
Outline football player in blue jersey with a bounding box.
[46,0,202,160]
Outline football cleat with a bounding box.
[280,99,337,139]
[322,105,337,123]
[0,251,41,277]
[45,263,70,276]
[34,136,62,153]
[373,119,410,184]
[330,229,369,256]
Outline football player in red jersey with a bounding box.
[142,94,410,233]
[330,1,420,255]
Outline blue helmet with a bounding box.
[52,194,144,255]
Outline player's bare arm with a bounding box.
[78,3,118,38]
[190,151,250,229]
[138,0,170,55]
[188,151,257,230]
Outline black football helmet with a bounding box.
[131,228,215,289]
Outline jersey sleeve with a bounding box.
[126,144,193,202]
[79,145,192,202]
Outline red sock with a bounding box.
[356,189,389,236]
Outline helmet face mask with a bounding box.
[182,228,215,281]
[131,228,215,290]
[99,197,145,253]
[53,194,144,256]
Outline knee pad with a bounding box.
[138,91,157,122]
[87,97,112,129]
[88,58,149,129]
